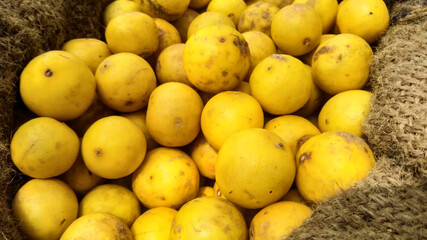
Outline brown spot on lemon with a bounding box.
[271,54,287,61]
[303,37,311,46]
[313,46,333,61]
[45,68,53,77]
[94,148,103,157]
[222,70,228,76]
[219,37,226,43]
[297,135,314,152]
[274,142,284,150]
[299,152,312,163]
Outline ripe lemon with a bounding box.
[95,53,157,112]
[79,184,141,227]
[172,8,199,42]
[187,11,235,39]
[296,131,376,202]
[61,151,104,196]
[103,0,141,25]
[20,50,96,121]
[146,82,203,147]
[153,18,182,57]
[293,0,338,33]
[189,0,211,9]
[11,117,79,179]
[156,43,193,87]
[105,12,159,57]
[121,110,159,151]
[81,116,147,179]
[249,54,312,115]
[311,33,373,95]
[337,0,389,44]
[61,38,112,74]
[264,115,321,157]
[131,207,177,240]
[233,81,252,95]
[188,133,218,179]
[246,0,293,8]
[238,2,279,37]
[300,34,336,66]
[13,179,78,240]
[242,31,277,77]
[318,90,372,137]
[207,0,247,25]
[249,201,313,239]
[60,213,132,240]
[183,25,250,93]
[135,0,191,21]
[196,186,215,197]
[201,91,264,150]
[280,188,306,203]
[216,128,295,209]
[132,147,200,209]
[271,4,322,56]
[170,197,248,240]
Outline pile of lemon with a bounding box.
[11,0,389,239]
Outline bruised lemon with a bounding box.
[337,0,389,44]
[170,197,248,240]
[187,11,235,39]
[135,0,190,21]
[96,53,157,112]
[250,201,313,239]
[82,116,147,179]
[216,128,295,209]
[300,34,335,66]
[184,25,250,93]
[20,50,95,121]
[105,12,159,57]
[11,117,79,179]
[132,147,199,209]
[318,90,372,137]
[60,213,132,240]
[242,31,277,77]
[153,18,182,57]
[146,82,203,147]
[296,131,376,202]
[271,4,322,56]
[201,91,264,150]
[249,54,312,115]
[207,0,247,25]
[131,207,177,240]
[246,0,293,8]
[13,179,78,240]
[238,2,279,37]
[79,184,141,227]
[311,33,373,95]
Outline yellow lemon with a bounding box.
[134,0,191,21]
[300,34,336,66]
[188,133,218,179]
[103,0,141,25]
[264,115,321,156]
[61,38,112,74]
[249,54,312,115]
[121,110,159,151]
[233,81,252,95]
[156,43,193,87]
[65,94,115,137]
[184,25,250,93]
[11,117,79,179]
[146,82,203,147]
[82,116,147,179]
[13,179,78,240]
[172,8,199,42]
[311,33,373,95]
[246,0,293,8]
[249,201,313,239]
[293,0,338,33]
[60,213,132,240]
[153,18,182,57]
[20,50,95,121]
[186,11,236,40]
[238,2,278,37]
[216,128,295,209]
[95,53,157,112]
[318,90,372,137]
[170,197,248,240]
[189,0,211,9]
[242,31,277,77]
[132,147,200,209]
[61,150,105,196]
[201,91,264,150]
[296,131,376,202]
[105,12,159,57]
[337,0,389,44]
[196,186,215,197]
[280,188,306,203]
[79,184,141,227]
[207,0,247,25]
[131,207,177,240]
[271,4,322,56]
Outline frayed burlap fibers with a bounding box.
[0,0,426,239]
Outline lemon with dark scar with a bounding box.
[134,0,191,21]
[81,116,147,179]
[20,50,95,121]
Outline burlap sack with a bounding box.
[0,0,425,239]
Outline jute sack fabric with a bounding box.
[0,0,425,239]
